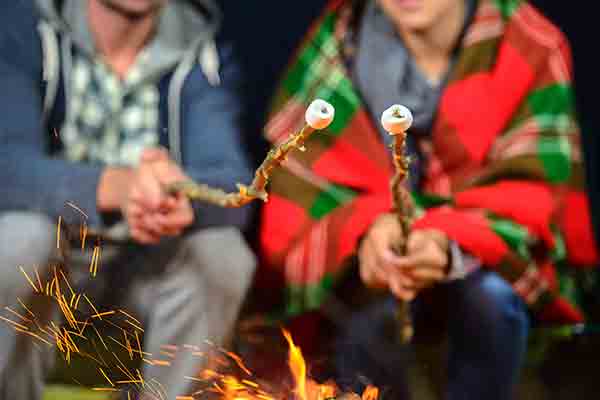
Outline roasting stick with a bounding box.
[167,99,335,206]
[381,104,415,343]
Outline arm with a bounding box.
[0,41,107,227]
[410,35,597,322]
[180,41,254,231]
[0,21,138,228]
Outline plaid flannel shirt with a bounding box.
[61,50,160,166]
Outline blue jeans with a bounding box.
[334,270,530,400]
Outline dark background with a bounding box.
[216,0,599,248]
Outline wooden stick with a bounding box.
[381,104,415,343]
[167,99,335,207]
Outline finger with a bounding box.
[373,266,392,288]
[155,214,191,232]
[389,274,416,301]
[360,261,387,289]
[406,230,428,254]
[394,252,426,269]
[130,226,160,245]
[150,159,188,186]
[125,194,164,242]
[410,238,449,267]
[161,196,178,211]
[381,248,404,267]
[160,189,189,212]
[369,237,398,280]
[153,201,194,236]
[136,168,168,211]
[359,240,388,289]
[156,226,183,237]
[372,229,402,259]
[140,213,169,237]
[125,200,145,219]
[175,196,194,216]
[408,267,447,288]
[368,212,403,248]
[390,270,416,291]
[366,228,403,272]
[397,236,448,266]
[127,186,143,207]
[154,215,187,236]
[141,147,170,164]
[156,202,194,231]
[358,250,377,286]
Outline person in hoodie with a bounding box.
[0,0,255,398]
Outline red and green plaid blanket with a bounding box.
[259,0,599,323]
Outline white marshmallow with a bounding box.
[305,99,335,130]
[381,104,413,134]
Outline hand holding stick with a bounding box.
[167,99,335,207]
[381,104,415,343]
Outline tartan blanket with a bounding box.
[259,0,599,323]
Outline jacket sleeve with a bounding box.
[179,41,254,231]
[0,19,105,227]
[411,32,597,323]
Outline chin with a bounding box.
[101,0,164,17]
[377,0,457,32]
[393,14,438,31]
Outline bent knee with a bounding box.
[0,212,56,242]
[0,212,58,290]
[183,227,256,295]
[459,271,529,331]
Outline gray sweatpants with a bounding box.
[0,212,256,399]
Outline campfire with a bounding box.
[5,264,379,400]
[191,329,378,400]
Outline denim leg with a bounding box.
[333,296,411,399]
[446,270,530,400]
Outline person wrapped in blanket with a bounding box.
[259,0,599,398]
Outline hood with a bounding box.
[35,0,221,55]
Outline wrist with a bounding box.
[97,167,134,212]
[426,229,452,277]
[445,241,471,281]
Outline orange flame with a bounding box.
[5,262,379,400]
[362,385,379,400]
[282,329,307,400]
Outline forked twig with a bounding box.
[381,104,415,343]
[167,99,335,207]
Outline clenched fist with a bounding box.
[358,213,450,300]
[122,148,194,244]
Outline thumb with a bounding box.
[406,230,428,254]
[141,147,170,164]
[373,218,403,255]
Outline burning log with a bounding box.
[195,329,380,400]
[168,99,335,206]
[381,104,415,343]
[334,393,361,400]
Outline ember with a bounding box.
[3,263,379,399]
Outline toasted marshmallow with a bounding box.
[305,99,335,130]
[381,104,413,134]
